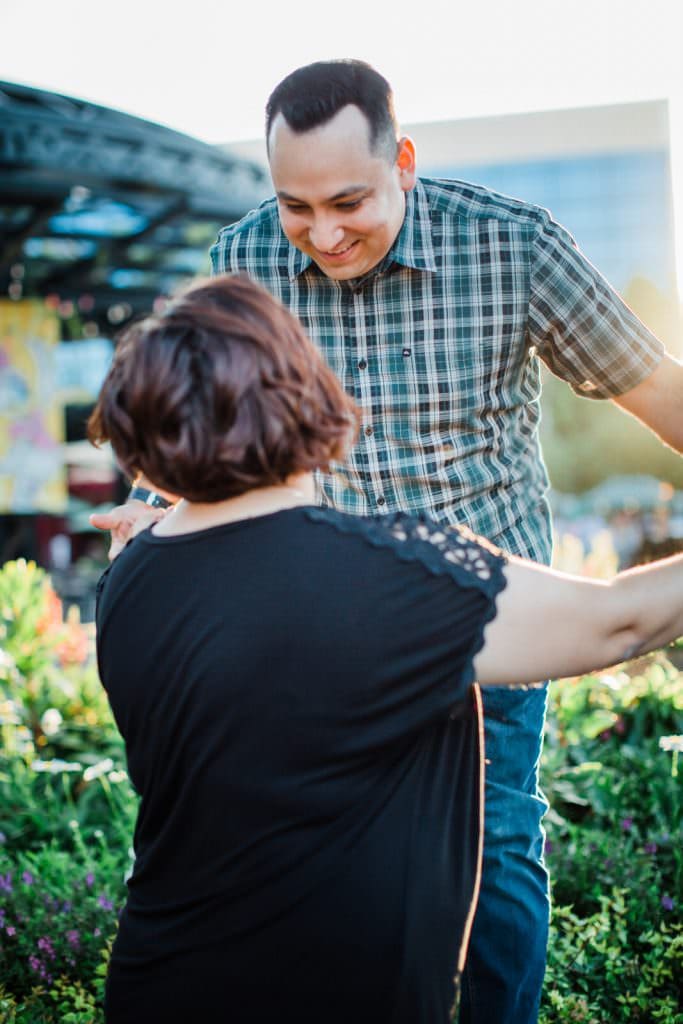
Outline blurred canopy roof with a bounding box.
[0,80,269,319]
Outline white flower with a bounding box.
[83,758,114,782]
[31,759,82,774]
[659,736,683,753]
[40,708,63,736]
[599,673,628,691]
[0,700,21,726]
[0,648,16,670]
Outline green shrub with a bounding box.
[0,560,132,855]
[0,824,127,1023]
[0,559,120,762]
[540,655,683,1022]
[542,898,682,1023]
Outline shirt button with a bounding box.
[358,359,367,370]
[377,496,386,507]
[402,348,411,357]
[364,426,373,437]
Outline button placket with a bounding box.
[351,288,373,445]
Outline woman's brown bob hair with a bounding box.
[88,274,360,502]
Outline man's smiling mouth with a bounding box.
[320,241,358,258]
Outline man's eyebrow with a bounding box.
[276,186,371,203]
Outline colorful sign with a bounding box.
[0,300,66,513]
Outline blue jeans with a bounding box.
[458,684,550,1024]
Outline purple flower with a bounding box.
[37,936,56,960]
[5,925,16,936]
[620,817,633,832]
[66,929,80,949]
[644,842,658,855]
[0,872,12,893]
[85,872,95,888]
[97,894,114,911]
[21,871,34,886]
[61,901,72,913]
[28,954,42,973]
[93,927,101,937]
[661,894,675,911]
[544,839,554,855]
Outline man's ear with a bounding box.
[396,136,417,191]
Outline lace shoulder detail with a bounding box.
[304,508,508,602]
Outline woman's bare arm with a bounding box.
[474,553,683,685]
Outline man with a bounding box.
[95,60,682,1022]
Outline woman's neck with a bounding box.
[151,473,316,536]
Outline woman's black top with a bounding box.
[95,507,507,1024]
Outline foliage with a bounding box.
[0,830,124,1012]
[542,899,682,1023]
[0,560,130,854]
[0,559,119,756]
[539,656,683,1022]
[0,560,132,1022]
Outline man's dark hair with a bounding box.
[88,274,359,503]
[265,59,398,159]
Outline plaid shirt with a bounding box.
[210,178,664,563]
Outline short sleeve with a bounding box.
[209,229,229,274]
[528,212,664,399]
[304,509,508,739]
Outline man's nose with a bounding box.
[309,216,345,252]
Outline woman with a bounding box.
[90,274,683,1024]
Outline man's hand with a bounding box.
[90,503,167,561]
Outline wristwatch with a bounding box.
[127,486,174,509]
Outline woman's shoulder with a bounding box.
[302,507,508,599]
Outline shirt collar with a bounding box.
[287,178,436,281]
[388,180,437,272]
[287,238,312,279]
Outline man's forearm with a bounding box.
[613,354,683,454]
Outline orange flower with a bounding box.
[35,586,63,637]
[55,607,89,666]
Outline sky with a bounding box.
[2,0,683,286]
[2,0,681,144]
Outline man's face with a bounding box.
[268,105,416,281]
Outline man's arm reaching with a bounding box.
[612,353,683,453]
[90,478,178,560]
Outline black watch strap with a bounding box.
[127,486,173,509]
